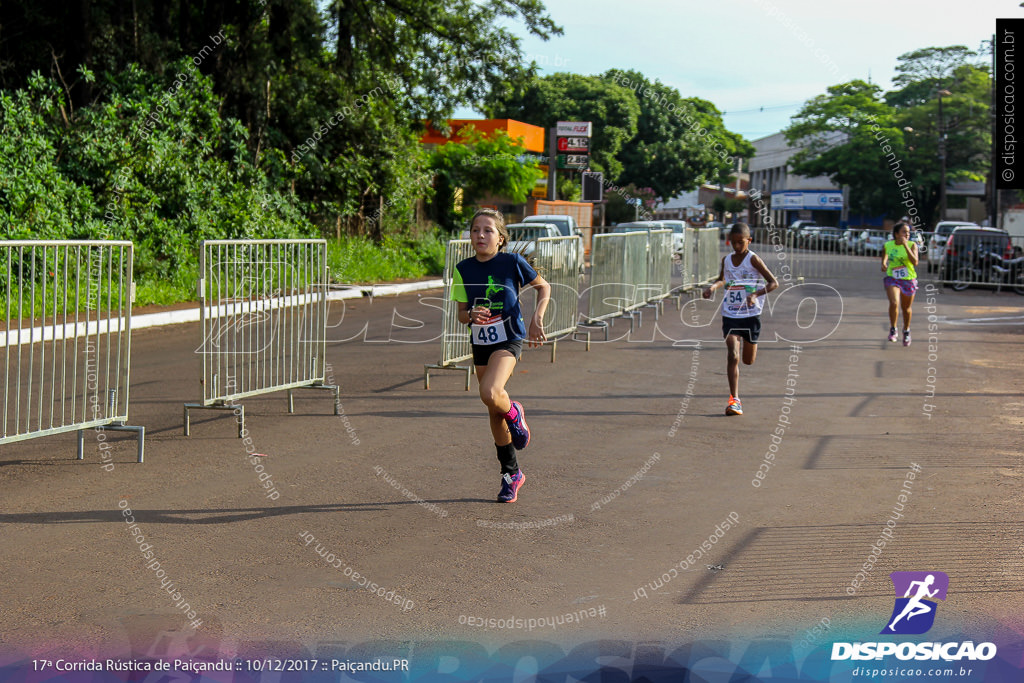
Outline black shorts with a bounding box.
[472,339,523,366]
[722,315,761,344]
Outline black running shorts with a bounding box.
[722,315,761,343]
[472,339,523,366]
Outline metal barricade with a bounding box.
[424,239,475,389]
[586,232,630,324]
[530,235,590,361]
[183,240,337,435]
[695,227,722,285]
[585,231,653,333]
[1,241,144,462]
[646,229,673,303]
[783,227,893,283]
[623,232,650,311]
[680,226,698,290]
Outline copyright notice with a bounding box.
[997,18,1024,189]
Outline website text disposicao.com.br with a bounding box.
[851,664,979,679]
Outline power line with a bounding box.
[722,103,805,116]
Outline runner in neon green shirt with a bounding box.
[881,221,920,346]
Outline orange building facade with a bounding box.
[420,119,546,152]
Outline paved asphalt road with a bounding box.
[2,253,1023,671]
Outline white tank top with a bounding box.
[720,251,765,319]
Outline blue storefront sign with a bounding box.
[771,190,844,211]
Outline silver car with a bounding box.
[927,221,979,272]
[506,223,560,262]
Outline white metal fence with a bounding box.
[527,235,590,361]
[183,239,338,435]
[586,230,675,326]
[645,229,674,303]
[1,241,144,461]
[695,227,721,287]
[424,239,475,389]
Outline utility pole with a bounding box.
[937,89,951,222]
[547,127,557,201]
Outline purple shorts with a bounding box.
[884,276,918,297]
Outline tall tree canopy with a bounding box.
[0,0,561,234]
[785,46,990,225]
[483,70,752,198]
[785,80,905,218]
[606,69,753,197]
[483,72,641,180]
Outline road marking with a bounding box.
[939,314,1024,326]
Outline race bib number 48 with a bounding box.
[472,317,508,345]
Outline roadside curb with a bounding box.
[131,279,444,332]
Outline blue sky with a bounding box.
[459,0,1010,142]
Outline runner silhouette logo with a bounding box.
[881,571,949,635]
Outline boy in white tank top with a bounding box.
[702,223,779,415]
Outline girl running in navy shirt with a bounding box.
[452,209,551,502]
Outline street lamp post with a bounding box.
[937,89,952,222]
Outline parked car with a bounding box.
[521,215,585,274]
[522,214,580,238]
[841,229,866,253]
[799,225,843,250]
[818,227,846,251]
[611,221,665,233]
[788,219,817,233]
[656,219,688,256]
[706,220,727,238]
[938,227,1014,283]
[505,223,559,262]
[927,221,979,272]
[858,230,888,256]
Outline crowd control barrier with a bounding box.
[644,228,674,308]
[529,235,590,361]
[679,226,699,289]
[183,240,338,435]
[586,230,674,331]
[586,231,646,326]
[424,240,475,390]
[1,241,144,462]
[695,227,722,286]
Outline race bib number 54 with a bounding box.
[726,286,748,306]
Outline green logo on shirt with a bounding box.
[485,276,504,302]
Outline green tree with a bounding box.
[888,49,991,224]
[712,196,747,220]
[606,69,753,198]
[0,65,310,279]
[605,184,657,224]
[483,72,641,180]
[0,0,561,236]
[785,46,991,226]
[785,80,905,218]
[428,128,543,230]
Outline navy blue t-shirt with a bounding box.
[451,252,538,343]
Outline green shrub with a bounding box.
[327,231,447,284]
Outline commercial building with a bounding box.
[747,132,845,228]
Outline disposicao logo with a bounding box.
[881,571,948,635]
[831,571,997,663]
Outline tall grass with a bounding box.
[327,232,447,284]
